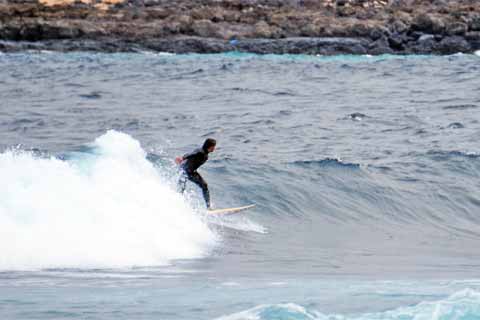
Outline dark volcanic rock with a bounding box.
[470,14,480,31]
[408,34,437,54]
[391,20,408,34]
[0,37,371,55]
[0,0,479,55]
[465,32,480,50]
[446,22,468,36]
[191,19,218,38]
[437,36,471,54]
[369,36,394,55]
[237,37,369,55]
[146,37,370,55]
[412,13,445,34]
[388,32,408,50]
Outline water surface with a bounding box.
[1,52,480,319]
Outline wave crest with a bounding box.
[290,158,360,169]
[216,289,480,320]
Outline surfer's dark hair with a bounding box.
[203,138,216,150]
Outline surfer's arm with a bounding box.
[175,156,184,165]
[175,149,199,165]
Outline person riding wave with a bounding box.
[175,138,216,209]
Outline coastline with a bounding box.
[1,0,480,54]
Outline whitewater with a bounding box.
[0,130,217,270]
[1,51,480,319]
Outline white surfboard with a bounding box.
[207,204,256,216]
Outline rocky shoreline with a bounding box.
[1,0,480,55]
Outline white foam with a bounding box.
[216,303,318,320]
[215,289,480,320]
[141,51,175,56]
[208,215,267,234]
[0,130,217,270]
[475,50,480,57]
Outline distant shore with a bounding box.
[1,0,479,55]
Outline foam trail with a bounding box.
[208,216,267,234]
[0,130,217,270]
[216,289,480,320]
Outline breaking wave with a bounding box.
[0,130,217,270]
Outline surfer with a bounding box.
[176,138,216,209]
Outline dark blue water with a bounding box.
[1,51,480,319]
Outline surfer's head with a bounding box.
[203,138,216,153]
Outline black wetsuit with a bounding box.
[178,147,211,208]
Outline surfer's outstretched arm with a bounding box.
[175,149,201,165]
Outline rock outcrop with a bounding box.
[0,0,479,54]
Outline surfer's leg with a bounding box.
[189,172,211,209]
[197,174,211,209]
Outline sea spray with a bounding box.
[0,130,217,270]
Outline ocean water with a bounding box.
[1,51,480,319]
